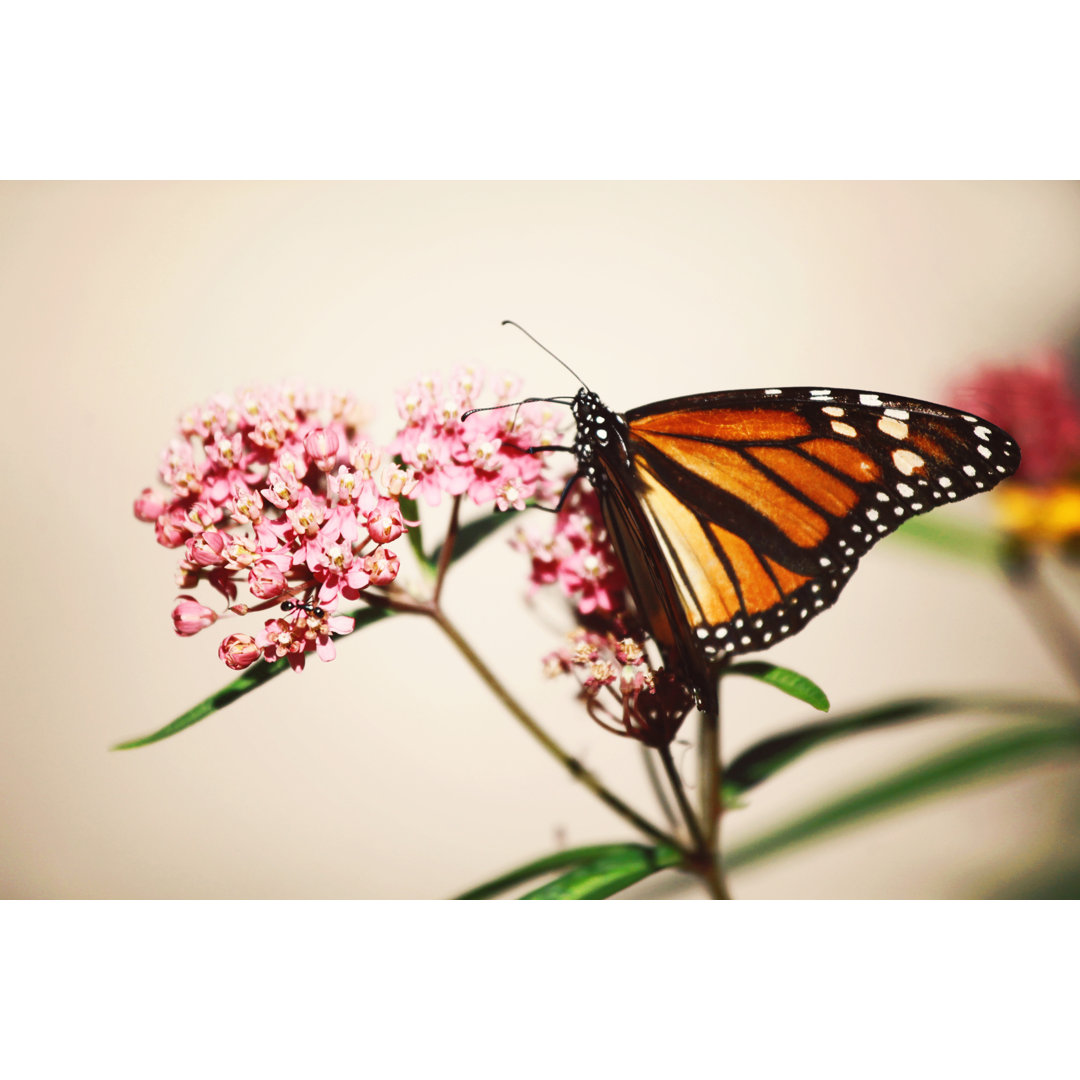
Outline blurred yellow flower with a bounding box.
[996,484,1080,544]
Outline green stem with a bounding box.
[641,745,679,832]
[1005,552,1080,694]
[657,743,706,851]
[433,609,681,850]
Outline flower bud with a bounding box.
[186,530,228,567]
[218,633,260,670]
[248,561,287,599]
[172,596,218,636]
[134,487,166,523]
[304,426,341,472]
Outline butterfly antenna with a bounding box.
[501,320,590,390]
[461,395,574,422]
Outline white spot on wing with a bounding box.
[822,406,845,417]
[892,449,925,476]
[878,416,909,440]
[831,420,857,437]
[884,408,909,421]
[860,394,882,406]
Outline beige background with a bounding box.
[3,181,1080,898]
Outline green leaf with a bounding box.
[892,515,1006,567]
[726,721,1080,872]
[113,606,391,750]
[724,694,1080,801]
[430,507,524,568]
[521,844,683,899]
[726,661,830,712]
[455,843,664,899]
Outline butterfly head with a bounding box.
[571,388,626,488]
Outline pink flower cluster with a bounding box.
[544,629,693,746]
[511,487,627,616]
[135,383,415,671]
[393,368,565,511]
[949,350,1080,486]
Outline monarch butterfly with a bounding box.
[554,380,1019,713]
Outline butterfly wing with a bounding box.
[587,386,1019,704]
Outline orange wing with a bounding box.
[577,386,1019,689]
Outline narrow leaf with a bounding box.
[727,661,830,712]
[430,507,524,567]
[892,515,1005,567]
[521,844,683,899]
[455,843,659,899]
[726,722,1080,872]
[113,607,391,749]
[724,694,1080,800]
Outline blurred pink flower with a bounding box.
[512,487,627,616]
[949,350,1080,486]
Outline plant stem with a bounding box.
[697,687,732,899]
[1005,552,1080,694]
[433,495,461,605]
[433,609,682,850]
[641,745,679,832]
[657,743,706,851]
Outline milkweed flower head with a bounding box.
[950,350,1080,546]
[949,350,1080,487]
[511,486,627,616]
[135,383,415,671]
[392,367,566,510]
[543,628,693,746]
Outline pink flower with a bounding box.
[392,368,566,510]
[512,487,627,616]
[366,499,405,544]
[543,629,692,746]
[172,596,218,636]
[949,350,1079,486]
[304,426,341,472]
[186,530,228,567]
[362,548,399,586]
[134,487,166,523]
[218,633,260,670]
[155,507,191,548]
[136,381,408,670]
[254,607,355,672]
[248,561,287,599]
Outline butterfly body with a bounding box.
[567,384,1020,712]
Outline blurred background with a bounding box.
[3,180,1080,898]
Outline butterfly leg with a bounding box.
[529,470,583,514]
